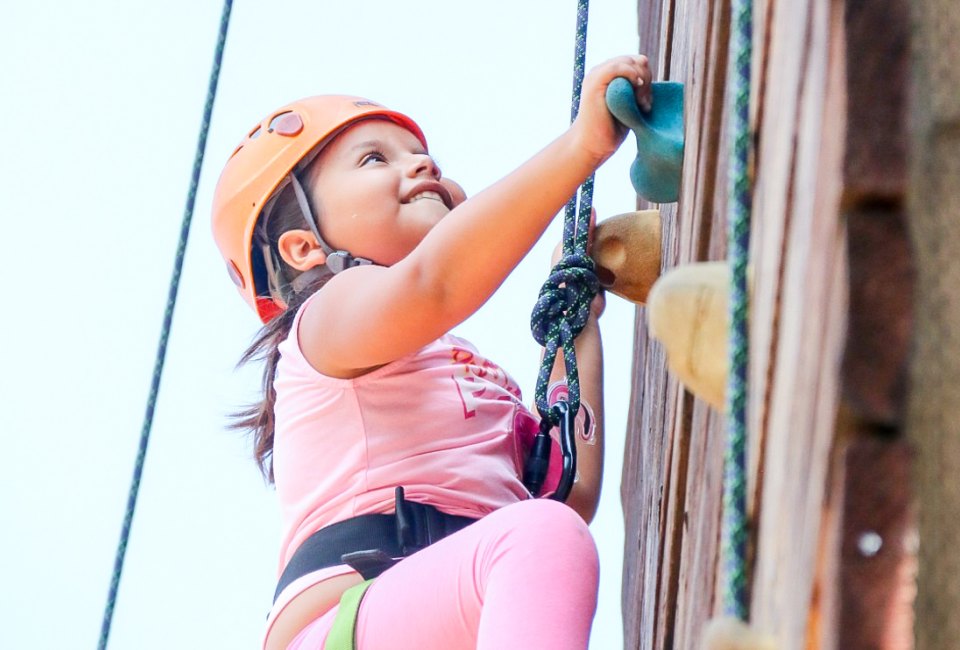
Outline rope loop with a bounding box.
[530,251,598,425]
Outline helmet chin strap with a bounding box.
[287,173,375,275]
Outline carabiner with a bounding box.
[551,400,577,503]
[522,401,578,502]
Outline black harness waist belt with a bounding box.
[274,487,478,602]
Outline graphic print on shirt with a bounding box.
[450,346,522,419]
[547,380,597,445]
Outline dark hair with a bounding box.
[231,173,327,483]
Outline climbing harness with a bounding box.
[274,487,476,600]
[526,0,600,502]
[274,488,476,650]
[323,579,376,650]
[96,3,233,649]
[722,0,754,621]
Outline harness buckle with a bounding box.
[394,486,415,554]
[394,486,458,554]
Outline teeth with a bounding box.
[410,191,444,203]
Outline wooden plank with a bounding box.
[747,0,814,475]
[805,422,917,650]
[841,208,912,425]
[656,388,693,649]
[835,434,916,649]
[841,0,909,203]
[838,0,910,426]
[622,1,691,647]
[907,0,960,644]
[750,0,848,645]
[623,4,668,648]
[622,316,685,650]
[669,0,731,645]
[637,0,666,77]
[672,404,724,649]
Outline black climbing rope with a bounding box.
[97,3,233,647]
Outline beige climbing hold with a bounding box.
[591,210,662,304]
[702,616,777,650]
[647,261,730,410]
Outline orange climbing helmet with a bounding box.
[211,95,427,323]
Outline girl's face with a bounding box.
[307,119,454,266]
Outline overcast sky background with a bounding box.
[1,1,649,647]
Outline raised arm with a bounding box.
[302,56,651,377]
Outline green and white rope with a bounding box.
[722,0,753,621]
[97,2,233,647]
[531,0,599,429]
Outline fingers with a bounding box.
[635,56,653,112]
[619,54,653,112]
[571,53,655,164]
[586,54,653,113]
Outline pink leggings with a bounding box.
[287,499,600,650]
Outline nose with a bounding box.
[407,152,440,180]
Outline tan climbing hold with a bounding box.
[591,210,662,304]
[647,261,729,410]
[702,616,777,650]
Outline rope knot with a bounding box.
[530,252,599,349]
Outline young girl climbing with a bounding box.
[211,54,652,650]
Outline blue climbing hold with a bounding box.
[605,77,684,203]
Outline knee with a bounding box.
[501,499,599,574]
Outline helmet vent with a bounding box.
[268,111,303,136]
[227,260,245,288]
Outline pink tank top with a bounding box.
[272,297,538,574]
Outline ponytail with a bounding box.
[231,281,324,482]
[231,167,327,482]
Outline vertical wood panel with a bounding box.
[623,0,731,646]
[835,435,916,649]
[751,1,848,644]
[624,0,919,644]
[907,0,960,644]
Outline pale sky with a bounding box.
[1,1,646,647]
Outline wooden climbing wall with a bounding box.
[621,0,916,648]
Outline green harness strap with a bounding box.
[324,579,376,650]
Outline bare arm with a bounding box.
[554,312,605,523]
[543,233,607,522]
[304,56,651,376]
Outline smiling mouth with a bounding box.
[408,191,447,204]
[406,190,454,210]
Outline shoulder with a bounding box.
[295,265,416,378]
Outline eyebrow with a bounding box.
[350,140,383,152]
[349,139,427,156]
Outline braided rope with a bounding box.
[531,0,599,427]
[97,3,233,647]
[721,0,753,621]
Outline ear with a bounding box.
[277,229,327,271]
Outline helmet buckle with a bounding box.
[326,251,374,274]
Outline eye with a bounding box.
[360,150,387,166]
